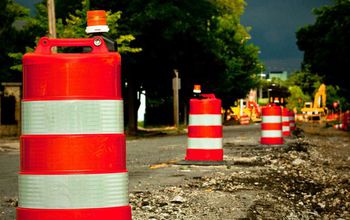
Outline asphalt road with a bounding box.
[0,124,261,220]
[127,125,261,189]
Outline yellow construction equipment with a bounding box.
[227,99,261,123]
[224,90,262,124]
[301,84,328,121]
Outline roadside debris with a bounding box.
[131,124,349,219]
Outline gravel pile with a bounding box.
[131,137,350,219]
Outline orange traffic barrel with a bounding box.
[17,37,131,220]
[289,110,296,131]
[342,111,349,131]
[333,124,343,129]
[335,111,350,131]
[185,95,223,161]
[260,106,283,145]
[282,108,291,136]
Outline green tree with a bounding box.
[286,70,323,98]
[296,0,350,105]
[55,0,81,20]
[9,0,139,74]
[326,85,349,110]
[286,85,309,113]
[8,3,48,73]
[9,0,263,132]
[91,0,262,128]
[285,70,349,111]
[0,0,30,82]
[91,0,226,130]
[56,0,140,53]
[211,0,262,110]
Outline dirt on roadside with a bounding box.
[131,123,350,220]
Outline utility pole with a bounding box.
[173,69,180,130]
[47,0,57,38]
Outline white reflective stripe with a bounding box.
[283,126,290,132]
[335,124,343,128]
[282,116,290,122]
[189,114,222,126]
[187,138,222,149]
[19,172,128,209]
[261,130,282,138]
[262,116,281,123]
[22,100,123,135]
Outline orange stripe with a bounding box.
[189,98,221,114]
[185,149,223,161]
[23,54,121,100]
[261,123,282,130]
[21,134,125,174]
[17,206,131,220]
[282,122,290,126]
[188,126,222,138]
[261,106,282,116]
[282,108,290,116]
[260,137,284,145]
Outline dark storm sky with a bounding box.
[241,0,332,73]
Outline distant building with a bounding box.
[268,71,288,81]
[0,82,22,136]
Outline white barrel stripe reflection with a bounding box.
[261,130,283,138]
[282,116,290,121]
[19,172,128,209]
[188,138,222,149]
[262,116,281,123]
[189,114,222,126]
[22,100,124,135]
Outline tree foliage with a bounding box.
[57,0,141,53]
[286,85,309,113]
[91,0,262,111]
[326,84,349,110]
[286,69,323,98]
[6,0,263,128]
[8,0,140,75]
[0,0,30,81]
[296,0,350,104]
[285,70,348,110]
[211,0,261,109]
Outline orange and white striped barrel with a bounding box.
[289,110,296,131]
[17,37,131,220]
[333,124,343,129]
[282,108,291,136]
[240,114,250,125]
[342,111,349,131]
[260,106,283,145]
[185,96,223,161]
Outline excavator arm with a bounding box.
[313,84,326,108]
